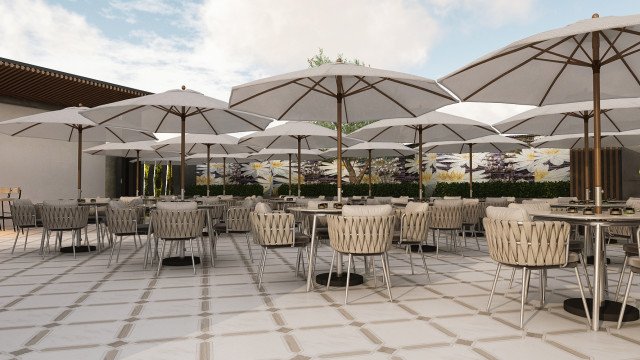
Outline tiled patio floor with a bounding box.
[0,227,639,359]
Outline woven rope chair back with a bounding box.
[106,207,138,235]
[226,206,251,232]
[327,215,395,254]
[429,205,463,230]
[10,200,36,228]
[250,212,295,247]
[152,209,204,240]
[401,211,430,242]
[41,205,89,231]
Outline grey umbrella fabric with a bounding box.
[80,87,273,199]
[0,106,156,198]
[532,130,640,149]
[229,61,457,201]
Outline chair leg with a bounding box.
[116,236,124,263]
[435,229,440,259]
[474,226,480,250]
[382,253,393,301]
[72,231,77,259]
[107,235,117,268]
[257,248,268,289]
[247,233,254,262]
[408,247,414,275]
[345,253,353,305]
[189,239,196,275]
[327,250,336,290]
[143,233,150,269]
[156,239,167,276]
[372,256,377,288]
[295,248,302,278]
[418,244,430,282]
[520,267,530,328]
[209,234,216,268]
[617,271,635,329]
[615,255,628,301]
[85,227,90,252]
[11,229,19,254]
[574,266,592,327]
[487,263,502,312]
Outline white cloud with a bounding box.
[428,0,535,27]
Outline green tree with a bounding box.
[308,48,373,184]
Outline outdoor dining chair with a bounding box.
[9,199,40,254]
[105,201,144,267]
[214,205,252,260]
[40,202,90,259]
[430,199,464,258]
[394,202,430,280]
[462,198,481,250]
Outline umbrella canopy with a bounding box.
[422,135,528,197]
[439,13,640,213]
[249,148,325,195]
[323,142,417,197]
[532,130,640,149]
[153,133,257,196]
[0,106,156,198]
[240,121,360,196]
[350,112,497,199]
[229,60,457,201]
[135,156,182,164]
[84,140,175,196]
[187,153,252,195]
[80,87,273,198]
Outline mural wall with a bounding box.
[195,148,570,194]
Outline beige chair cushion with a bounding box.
[486,206,528,222]
[119,196,141,204]
[557,197,578,204]
[444,196,462,200]
[341,205,393,217]
[157,201,198,210]
[254,202,273,214]
[391,197,409,205]
[405,202,429,213]
[44,200,77,206]
[626,197,640,208]
[219,195,234,200]
[502,196,516,202]
[433,199,463,207]
[508,202,550,220]
[463,198,480,204]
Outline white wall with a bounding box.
[0,102,105,203]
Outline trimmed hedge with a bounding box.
[277,183,420,197]
[432,181,570,198]
[186,184,264,197]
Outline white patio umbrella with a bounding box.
[421,135,528,197]
[81,87,273,199]
[84,140,175,196]
[0,106,156,198]
[323,142,417,197]
[439,13,640,213]
[229,60,456,201]
[239,122,359,196]
[187,153,252,195]
[153,134,256,196]
[495,98,640,200]
[350,112,497,199]
[532,130,640,149]
[248,148,326,195]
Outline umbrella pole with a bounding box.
[288,153,292,196]
[206,144,211,197]
[469,144,473,198]
[368,149,372,197]
[297,137,302,197]
[180,110,186,200]
[77,127,83,199]
[223,158,226,196]
[136,150,140,197]
[592,27,602,213]
[583,116,590,201]
[418,126,423,201]
[336,76,343,202]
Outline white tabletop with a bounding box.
[286,207,343,214]
[530,210,640,224]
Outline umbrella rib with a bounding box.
[105,127,125,143]
[385,78,457,101]
[224,110,264,131]
[188,144,196,154]
[600,31,640,87]
[355,76,415,117]
[229,78,305,108]
[549,113,570,136]
[154,105,183,117]
[67,126,74,142]
[292,79,336,97]
[602,41,640,65]
[490,143,503,153]
[278,77,326,120]
[368,126,393,142]
[530,44,591,67]
[265,136,281,149]
[303,136,312,150]
[154,110,171,133]
[343,78,386,97]
[570,138,581,150]
[503,118,534,133]
[600,29,624,60]
[538,34,589,106]
[602,111,622,132]
[343,95,350,123]
[444,42,542,78]
[571,34,594,63]
[199,109,220,135]
[613,135,625,147]
[343,77,367,95]
[464,36,574,101]
[442,124,465,141]
[97,105,145,125]
[10,123,40,136]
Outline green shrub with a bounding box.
[186,184,264,197]
[432,181,570,198]
[277,183,421,197]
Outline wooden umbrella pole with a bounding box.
[136,150,140,196]
[288,153,292,196]
[469,143,473,198]
[206,144,211,197]
[77,126,83,199]
[336,75,343,202]
[583,116,591,201]
[592,27,602,214]
[180,109,186,200]
[223,157,227,195]
[368,149,373,197]
[418,126,423,201]
[297,137,302,197]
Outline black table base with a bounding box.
[586,256,611,265]
[409,244,437,253]
[563,298,639,322]
[315,272,364,287]
[60,245,96,253]
[162,256,201,266]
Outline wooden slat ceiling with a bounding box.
[0,57,151,108]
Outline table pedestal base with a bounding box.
[162,256,201,266]
[409,244,437,253]
[563,298,639,322]
[315,272,364,287]
[60,246,96,253]
[586,256,611,265]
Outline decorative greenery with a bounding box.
[432,181,570,198]
[278,183,421,197]
[165,164,173,195]
[153,164,163,197]
[186,184,264,197]
[143,164,152,196]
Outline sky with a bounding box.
[1,0,639,127]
